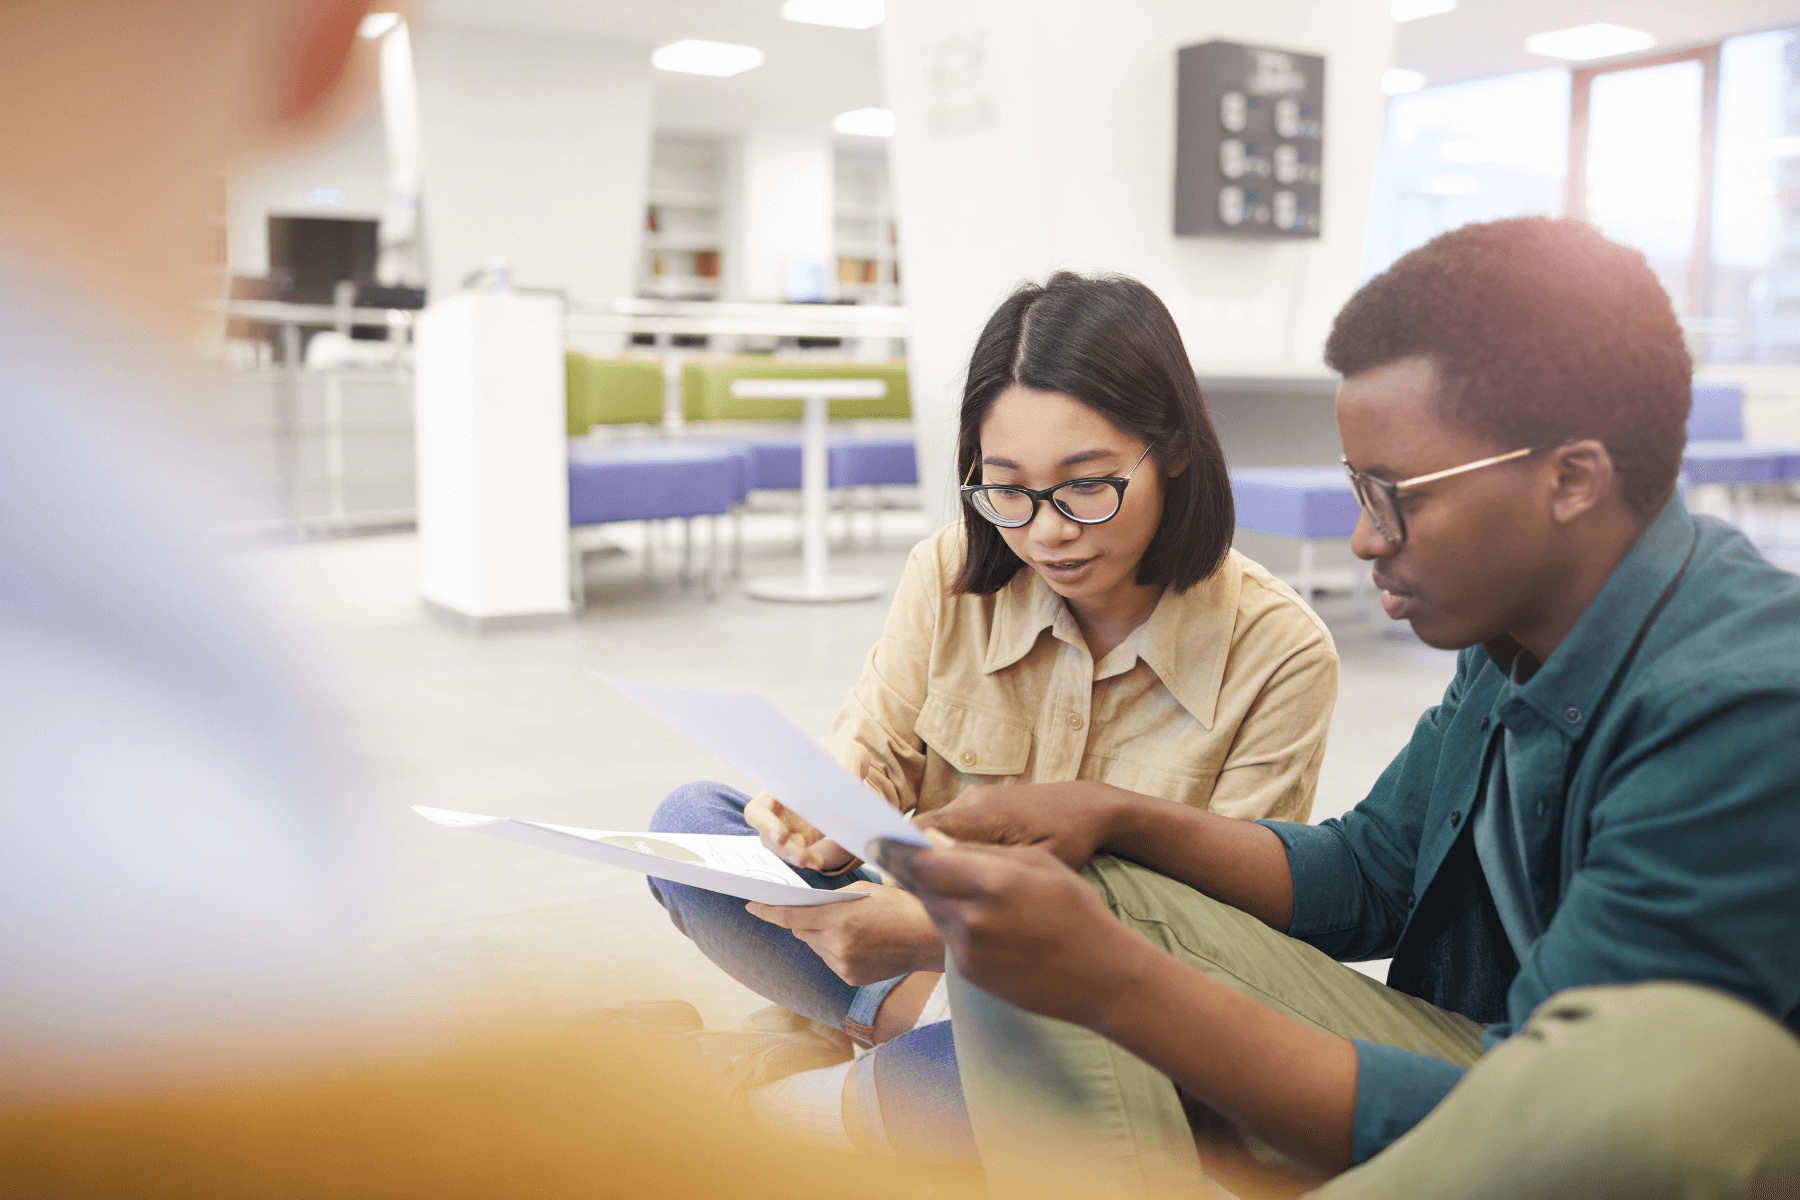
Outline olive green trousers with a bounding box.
[949,856,1800,1200]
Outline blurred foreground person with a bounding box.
[0,4,983,1196]
[881,220,1800,1199]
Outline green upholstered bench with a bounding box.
[566,354,665,434]
[680,360,910,422]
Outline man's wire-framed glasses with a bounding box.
[1343,443,1565,546]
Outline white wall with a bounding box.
[730,127,836,303]
[412,24,654,309]
[880,0,1396,524]
[226,110,389,276]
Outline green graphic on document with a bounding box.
[599,835,705,862]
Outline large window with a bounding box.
[1363,69,1569,278]
[1365,26,1800,364]
[1578,55,1708,315]
[1707,29,1800,363]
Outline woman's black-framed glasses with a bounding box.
[961,444,1155,529]
[1343,444,1561,546]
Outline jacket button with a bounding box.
[1480,716,1490,731]
[1449,810,1461,827]
[1407,893,1416,908]
[1068,712,1084,730]
[959,750,977,768]
[1564,706,1581,723]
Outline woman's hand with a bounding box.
[744,744,903,874]
[911,781,1135,870]
[873,838,1151,1028]
[743,793,853,873]
[746,883,945,986]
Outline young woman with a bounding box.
[645,272,1338,1161]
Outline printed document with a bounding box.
[412,806,863,906]
[601,675,930,861]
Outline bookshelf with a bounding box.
[833,144,900,305]
[640,134,727,301]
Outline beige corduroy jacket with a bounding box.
[817,525,1339,824]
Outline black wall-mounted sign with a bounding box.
[1174,41,1324,239]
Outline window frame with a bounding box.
[1565,44,1721,317]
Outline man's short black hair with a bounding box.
[1325,218,1691,514]
[954,272,1235,595]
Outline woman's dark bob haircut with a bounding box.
[953,271,1234,596]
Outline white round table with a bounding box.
[731,377,887,603]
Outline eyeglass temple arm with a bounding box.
[1394,446,1534,490]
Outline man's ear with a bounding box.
[277,0,381,127]
[1547,439,1615,526]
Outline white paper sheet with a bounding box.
[600,675,930,861]
[412,806,864,906]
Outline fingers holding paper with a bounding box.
[746,881,945,986]
[872,839,1151,1028]
[743,745,904,874]
[743,792,853,873]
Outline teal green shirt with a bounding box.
[1263,495,1800,1163]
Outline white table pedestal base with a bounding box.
[744,574,884,603]
[734,381,890,606]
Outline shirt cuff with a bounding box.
[1350,1040,1468,1164]
[1256,819,1362,939]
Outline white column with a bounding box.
[415,291,571,629]
[412,24,653,319]
[730,127,836,302]
[878,0,1395,527]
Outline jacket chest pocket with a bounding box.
[916,695,1034,777]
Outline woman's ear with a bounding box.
[1161,451,1188,478]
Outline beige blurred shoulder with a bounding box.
[1225,548,1336,656]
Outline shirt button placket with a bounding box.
[1051,641,1086,780]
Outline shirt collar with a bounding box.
[983,559,1241,730]
[1482,492,1698,739]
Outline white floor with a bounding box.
[237,511,1483,1037]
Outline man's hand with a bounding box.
[878,837,1358,1172]
[746,883,944,986]
[872,839,1151,1028]
[912,781,1134,869]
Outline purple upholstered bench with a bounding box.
[567,438,753,604]
[1682,381,1800,543]
[1229,465,1365,606]
[739,435,919,489]
[739,434,918,548]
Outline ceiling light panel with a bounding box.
[1524,23,1654,62]
[782,0,884,29]
[833,108,895,137]
[1391,0,1455,22]
[651,40,766,77]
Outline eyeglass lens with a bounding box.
[1347,470,1404,543]
[972,479,1121,526]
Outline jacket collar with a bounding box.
[1482,492,1698,739]
[983,557,1241,730]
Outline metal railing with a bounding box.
[211,296,910,540]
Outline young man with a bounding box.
[880,218,1800,1198]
